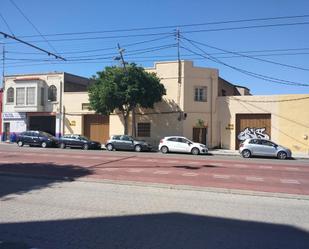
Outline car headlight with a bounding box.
[200,144,206,148]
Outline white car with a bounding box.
[159,136,208,155]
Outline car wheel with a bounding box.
[134,145,142,152]
[17,141,24,147]
[59,143,66,149]
[191,147,200,155]
[242,149,251,158]
[277,151,287,160]
[106,143,114,151]
[41,142,47,148]
[83,144,89,150]
[160,146,169,154]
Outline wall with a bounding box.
[63,92,94,135]
[217,94,309,154]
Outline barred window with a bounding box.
[7,87,14,103]
[82,103,92,110]
[194,86,207,102]
[26,87,35,105]
[137,122,151,137]
[16,87,25,106]
[48,85,57,101]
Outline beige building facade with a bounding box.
[3,61,309,155]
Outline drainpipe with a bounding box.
[58,80,63,138]
[209,77,213,148]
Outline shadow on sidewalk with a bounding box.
[0,162,92,198]
[0,212,308,249]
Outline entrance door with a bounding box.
[193,127,207,145]
[83,115,109,144]
[3,123,10,141]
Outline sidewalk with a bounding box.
[209,149,309,160]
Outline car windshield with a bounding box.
[40,132,54,138]
[78,135,89,141]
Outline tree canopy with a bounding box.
[88,63,166,134]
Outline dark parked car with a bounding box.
[105,135,152,152]
[58,134,101,150]
[16,131,58,148]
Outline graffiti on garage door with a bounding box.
[237,127,270,141]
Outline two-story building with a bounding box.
[2,72,91,141]
[2,61,309,154]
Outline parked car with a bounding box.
[58,134,101,150]
[159,136,208,155]
[105,135,152,152]
[239,138,292,159]
[16,131,58,148]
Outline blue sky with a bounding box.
[1,0,309,95]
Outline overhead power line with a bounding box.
[0,12,15,36]
[9,14,309,38]
[3,21,309,45]
[182,37,309,71]
[180,35,309,87]
[0,31,65,60]
[9,0,58,54]
[231,96,309,103]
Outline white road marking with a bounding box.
[211,163,223,167]
[0,161,10,163]
[246,176,264,182]
[285,167,299,171]
[127,169,143,173]
[146,159,157,162]
[187,161,200,165]
[100,168,118,171]
[182,172,198,177]
[259,166,273,169]
[280,179,300,184]
[232,164,247,168]
[88,156,101,159]
[213,174,230,179]
[167,160,178,163]
[153,170,170,175]
[126,158,138,161]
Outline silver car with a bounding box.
[105,135,152,152]
[239,138,292,159]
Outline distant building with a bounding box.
[2,72,91,141]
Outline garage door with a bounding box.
[235,114,271,149]
[83,114,109,144]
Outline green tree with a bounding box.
[88,63,166,135]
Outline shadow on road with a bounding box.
[0,162,92,198]
[0,212,308,249]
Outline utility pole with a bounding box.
[2,43,5,87]
[116,43,136,137]
[176,29,182,121]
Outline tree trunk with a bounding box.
[131,107,136,137]
[122,111,129,135]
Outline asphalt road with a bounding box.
[1,175,309,249]
[1,143,309,196]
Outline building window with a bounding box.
[7,87,14,103]
[137,122,151,137]
[82,103,92,110]
[41,88,45,106]
[16,87,25,106]
[26,87,35,105]
[221,89,226,96]
[48,85,57,101]
[194,86,207,102]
